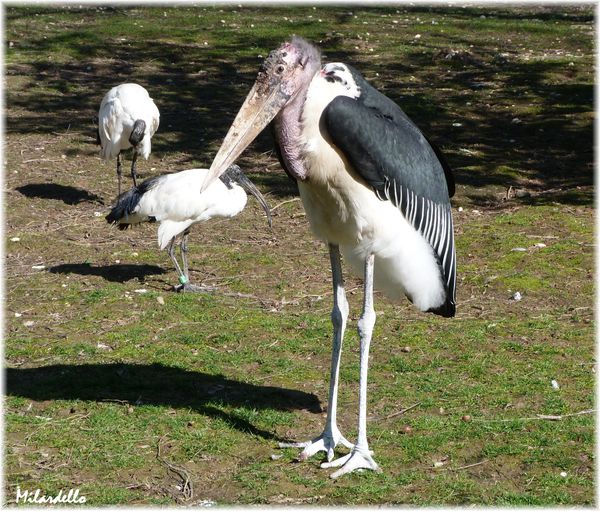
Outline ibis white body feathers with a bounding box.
[99,83,159,161]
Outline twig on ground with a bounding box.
[444,460,489,471]
[472,409,595,423]
[156,436,193,502]
[271,197,301,212]
[21,158,65,163]
[370,402,421,421]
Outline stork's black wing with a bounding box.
[323,95,456,317]
[424,135,455,198]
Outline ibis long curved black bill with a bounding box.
[236,173,273,228]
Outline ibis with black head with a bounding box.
[106,164,272,292]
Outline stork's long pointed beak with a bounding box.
[202,80,290,192]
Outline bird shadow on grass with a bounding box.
[16,183,104,205]
[49,262,167,282]
[6,362,322,441]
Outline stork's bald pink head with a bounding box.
[203,37,321,190]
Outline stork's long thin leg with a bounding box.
[131,150,139,188]
[116,152,123,196]
[279,244,353,461]
[322,252,381,478]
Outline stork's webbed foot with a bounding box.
[278,425,353,463]
[321,446,381,478]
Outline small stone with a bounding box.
[31,265,46,270]
[97,342,112,350]
[94,212,103,217]
[439,407,446,415]
[23,320,35,327]
[512,291,522,301]
[534,243,547,248]
[134,289,148,294]
[414,34,421,39]
[462,415,471,422]
[433,461,445,468]
[560,471,567,477]
[156,296,165,305]
[401,346,411,353]
[452,122,462,127]
[511,117,522,124]
[511,247,527,252]
[10,237,20,242]
[270,454,283,460]
[401,425,412,434]
[458,206,464,212]
[551,379,560,390]
[14,312,22,317]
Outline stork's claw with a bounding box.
[278,426,353,462]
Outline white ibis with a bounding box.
[106,164,271,292]
[98,83,160,195]
[203,37,456,478]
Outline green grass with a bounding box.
[4,4,594,507]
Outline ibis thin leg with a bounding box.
[279,244,353,460]
[180,230,191,281]
[167,237,187,286]
[171,231,214,293]
[323,252,381,478]
[131,150,139,188]
[116,152,123,196]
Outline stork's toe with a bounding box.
[278,426,353,462]
[322,447,381,478]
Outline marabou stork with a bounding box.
[203,37,456,478]
[98,83,160,196]
[106,164,272,292]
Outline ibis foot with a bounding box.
[321,447,381,478]
[278,425,353,463]
[174,283,217,293]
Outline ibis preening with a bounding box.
[106,164,272,292]
[98,83,160,195]
[203,37,456,478]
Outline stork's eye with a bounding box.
[276,64,285,74]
